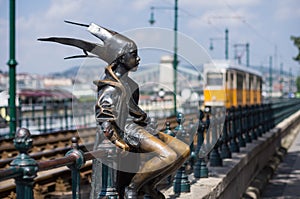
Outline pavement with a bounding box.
[261,128,300,199]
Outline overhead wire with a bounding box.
[152,0,295,73]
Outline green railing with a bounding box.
[0,128,106,199]
[0,100,95,138]
[1,99,300,198]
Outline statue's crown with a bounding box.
[38,21,137,64]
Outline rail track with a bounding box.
[0,114,198,198]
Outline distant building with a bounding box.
[18,88,74,104]
[131,55,202,97]
[17,73,44,90]
[43,77,73,88]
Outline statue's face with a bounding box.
[121,50,140,71]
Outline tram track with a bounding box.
[0,114,197,198]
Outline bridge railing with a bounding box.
[0,130,106,199]
[0,100,96,138]
[1,99,300,198]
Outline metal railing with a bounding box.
[0,100,96,138]
[1,98,300,198]
[0,129,106,199]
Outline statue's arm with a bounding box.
[101,121,130,151]
[128,81,148,125]
[129,98,148,125]
[95,87,129,150]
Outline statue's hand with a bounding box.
[102,121,115,140]
[115,139,130,151]
[133,112,148,126]
[102,121,130,151]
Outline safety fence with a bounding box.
[0,99,300,199]
[0,100,95,138]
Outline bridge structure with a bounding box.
[0,98,300,199]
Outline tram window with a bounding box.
[249,75,253,90]
[207,72,223,86]
[237,74,243,89]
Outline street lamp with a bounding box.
[149,0,178,115]
[8,0,18,137]
[209,29,229,60]
[269,56,273,98]
[233,43,250,67]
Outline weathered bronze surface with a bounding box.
[39,21,190,199]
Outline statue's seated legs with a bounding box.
[125,131,190,199]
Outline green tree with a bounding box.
[296,76,300,92]
[291,36,300,63]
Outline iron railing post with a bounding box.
[194,110,209,178]
[220,111,231,159]
[65,137,85,199]
[173,112,190,194]
[237,106,246,147]
[98,139,119,199]
[209,107,222,166]
[10,128,38,199]
[229,107,239,153]
[244,105,252,143]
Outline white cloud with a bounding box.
[1,0,299,75]
[45,0,82,19]
[180,0,260,8]
[187,8,251,30]
[131,0,155,10]
[275,0,300,21]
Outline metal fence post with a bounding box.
[237,106,246,147]
[220,111,231,159]
[10,128,38,199]
[262,104,268,133]
[255,105,262,137]
[65,137,85,199]
[164,121,175,137]
[229,107,239,153]
[43,99,47,133]
[244,105,252,143]
[209,107,222,166]
[194,110,209,178]
[17,100,22,128]
[64,99,69,129]
[98,139,119,199]
[173,112,190,194]
[188,118,197,170]
[250,105,257,140]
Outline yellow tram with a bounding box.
[203,60,262,109]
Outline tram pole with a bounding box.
[8,0,18,137]
[269,56,273,98]
[149,0,178,115]
[246,43,249,67]
[225,28,229,60]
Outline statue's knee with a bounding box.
[162,149,177,164]
[182,144,190,158]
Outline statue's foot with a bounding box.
[125,186,138,199]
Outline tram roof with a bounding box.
[204,59,262,77]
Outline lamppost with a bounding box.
[8,0,18,137]
[280,63,283,96]
[209,28,229,60]
[233,43,250,67]
[149,0,178,115]
[269,56,273,98]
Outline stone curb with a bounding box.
[242,118,300,199]
[162,110,300,199]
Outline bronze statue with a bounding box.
[39,21,190,199]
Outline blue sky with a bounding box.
[0,0,299,75]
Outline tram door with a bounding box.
[236,72,244,106]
